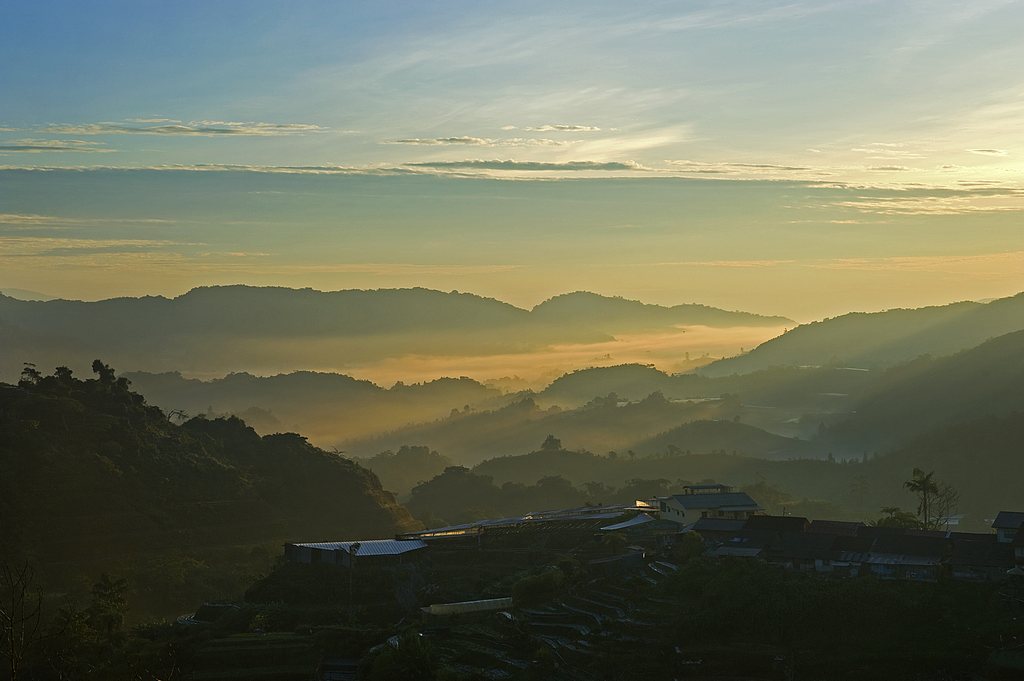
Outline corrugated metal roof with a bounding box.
[992,511,1024,529]
[692,517,746,533]
[291,539,426,556]
[405,508,628,539]
[600,514,655,531]
[710,546,763,558]
[671,492,761,510]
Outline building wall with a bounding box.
[661,497,756,525]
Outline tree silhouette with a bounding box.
[904,469,940,527]
[541,434,562,451]
[0,562,43,681]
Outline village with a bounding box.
[263,485,1024,678]
[287,484,1024,584]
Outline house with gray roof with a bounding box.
[992,511,1024,544]
[643,483,762,528]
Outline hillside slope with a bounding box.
[342,393,727,464]
[631,419,816,459]
[0,363,419,614]
[124,370,505,445]
[701,292,1024,376]
[532,291,790,330]
[821,328,1024,453]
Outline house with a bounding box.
[807,520,864,537]
[992,511,1024,543]
[948,538,1013,582]
[690,517,746,541]
[644,484,762,527]
[598,513,682,548]
[859,533,948,582]
[744,514,810,534]
[284,539,427,567]
[697,515,1018,582]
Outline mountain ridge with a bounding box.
[700,292,1024,376]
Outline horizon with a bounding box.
[0,279,1016,325]
[5,5,1024,677]
[3,1,1024,320]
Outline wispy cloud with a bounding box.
[967,148,1009,156]
[835,190,1024,215]
[404,159,646,171]
[866,165,910,172]
[503,124,602,132]
[646,258,797,268]
[42,120,325,136]
[850,142,924,159]
[387,136,569,147]
[0,163,418,176]
[0,212,177,228]
[0,236,197,256]
[808,251,1024,273]
[667,159,816,175]
[0,139,112,153]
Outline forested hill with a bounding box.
[0,362,419,607]
[123,369,506,445]
[700,292,1024,376]
[820,327,1024,453]
[531,291,791,330]
[0,286,789,380]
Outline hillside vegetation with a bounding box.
[124,370,507,444]
[0,362,418,618]
[701,292,1024,376]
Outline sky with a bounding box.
[2,0,1023,320]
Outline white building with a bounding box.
[640,483,762,527]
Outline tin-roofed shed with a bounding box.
[285,539,426,567]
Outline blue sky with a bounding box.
[1,1,1023,318]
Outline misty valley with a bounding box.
[2,286,1024,680]
[5,3,1024,679]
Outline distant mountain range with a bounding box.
[700,292,1024,376]
[0,285,790,381]
[532,291,790,331]
[0,287,55,301]
[124,369,509,444]
[341,392,787,464]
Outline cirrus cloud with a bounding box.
[42,120,326,136]
[388,136,569,147]
[0,139,112,153]
[501,124,602,132]
[403,159,646,171]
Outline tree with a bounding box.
[904,468,939,527]
[849,474,869,512]
[0,562,43,681]
[362,633,439,681]
[91,359,116,385]
[930,483,960,530]
[17,364,41,387]
[872,506,921,529]
[671,532,705,564]
[540,434,562,452]
[87,574,127,645]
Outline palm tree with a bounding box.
[904,469,939,528]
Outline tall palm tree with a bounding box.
[904,468,939,528]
